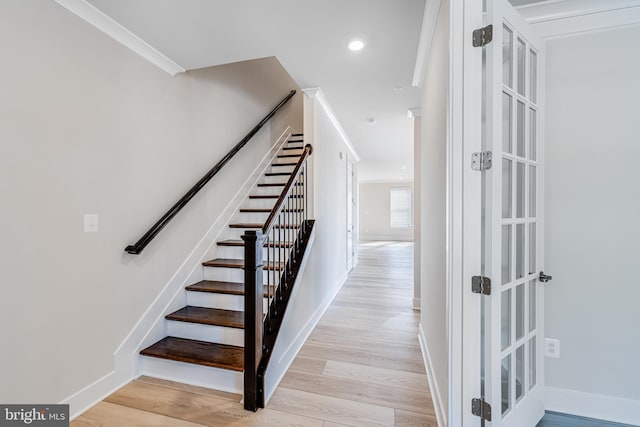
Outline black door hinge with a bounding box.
[473,24,494,47]
[472,276,492,295]
[472,398,492,421]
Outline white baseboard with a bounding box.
[545,386,640,426]
[63,370,125,420]
[62,128,293,420]
[418,324,447,427]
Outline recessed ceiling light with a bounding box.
[348,39,365,51]
[367,118,376,125]
[401,166,407,170]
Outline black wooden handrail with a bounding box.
[124,89,297,255]
[262,144,313,236]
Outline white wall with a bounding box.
[359,181,414,242]
[418,0,449,424]
[544,25,640,424]
[0,0,302,412]
[265,89,356,401]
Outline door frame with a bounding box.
[448,0,485,425]
[346,157,357,271]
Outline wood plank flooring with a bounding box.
[72,241,436,426]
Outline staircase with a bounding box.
[139,133,314,408]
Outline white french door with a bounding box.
[481,0,546,426]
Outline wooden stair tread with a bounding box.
[239,208,303,213]
[265,172,291,176]
[166,306,244,328]
[277,154,300,158]
[140,336,243,372]
[257,181,302,186]
[229,223,262,228]
[229,223,300,229]
[239,208,271,213]
[250,194,303,199]
[186,280,271,297]
[283,146,303,150]
[249,194,279,199]
[217,239,294,248]
[272,162,297,167]
[203,258,285,270]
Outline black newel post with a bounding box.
[242,230,265,411]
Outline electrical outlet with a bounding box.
[544,338,560,358]
[84,214,99,232]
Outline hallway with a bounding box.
[72,241,435,426]
[270,241,434,426]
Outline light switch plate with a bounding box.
[84,214,99,232]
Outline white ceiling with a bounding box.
[76,0,593,182]
[85,0,426,182]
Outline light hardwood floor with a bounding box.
[72,241,435,427]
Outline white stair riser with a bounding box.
[140,357,243,394]
[273,157,301,165]
[215,245,295,260]
[262,176,290,185]
[214,246,244,259]
[204,268,271,284]
[218,228,300,243]
[253,187,283,196]
[234,212,270,223]
[241,198,278,208]
[166,320,244,347]
[187,291,244,311]
[186,291,269,313]
[202,267,292,286]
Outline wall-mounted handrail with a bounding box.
[124,90,297,255]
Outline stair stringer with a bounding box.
[110,127,295,390]
[262,225,337,404]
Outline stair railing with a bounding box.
[124,90,297,255]
[242,143,314,411]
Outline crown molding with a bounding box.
[516,0,640,38]
[412,0,444,87]
[302,88,360,162]
[54,0,185,76]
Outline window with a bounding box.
[390,187,412,228]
